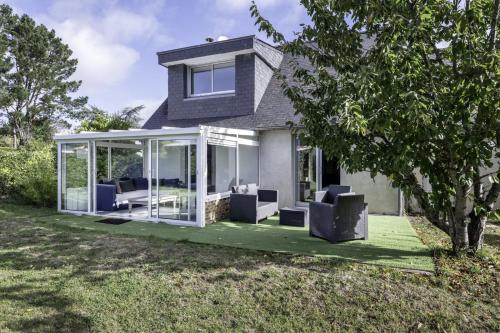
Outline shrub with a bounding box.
[0,142,57,207]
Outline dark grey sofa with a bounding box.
[230,184,278,224]
[310,185,368,242]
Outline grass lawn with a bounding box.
[0,203,498,332]
[32,211,434,272]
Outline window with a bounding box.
[189,61,235,96]
[207,143,236,195]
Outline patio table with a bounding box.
[128,195,178,214]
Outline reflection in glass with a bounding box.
[152,140,197,222]
[191,66,211,95]
[213,62,235,92]
[207,143,237,194]
[296,138,316,202]
[61,143,88,211]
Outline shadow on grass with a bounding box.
[484,233,500,248]
[0,212,363,331]
[0,282,92,332]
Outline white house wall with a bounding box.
[340,171,400,215]
[259,129,294,208]
[259,129,401,214]
[238,144,259,185]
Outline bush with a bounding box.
[0,142,57,207]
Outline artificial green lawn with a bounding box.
[36,211,433,271]
[0,203,498,332]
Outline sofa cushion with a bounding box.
[232,183,259,195]
[162,178,180,187]
[102,179,121,194]
[133,177,148,190]
[119,179,136,192]
[325,185,352,203]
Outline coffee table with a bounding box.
[128,195,178,214]
[279,207,306,227]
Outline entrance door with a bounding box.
[295,138,317,203]
[150,139,197,222]
[321,153,340,188]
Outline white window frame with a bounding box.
[187,61,235,97]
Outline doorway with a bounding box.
[150,139,197,222]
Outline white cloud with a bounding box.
[212,17,237,37]
[50,19,140,93]
[101,9,160,42]
[279,2,306,27]
[33,0,173,95]
[215,0,286,12]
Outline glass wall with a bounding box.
[111,147,143,179]
[61,143,89,211]
[207,143,237,194]
[238,144,259,185]
[296,138,317,203]
[151,139,197,222]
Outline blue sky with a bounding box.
[4,0,308,124]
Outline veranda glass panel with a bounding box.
[238,144,259,185]
[296,138,316,202]
[61,143,88,211]
[207,143,236,194]
[154,140,197,222]
[111,145,144,179]
[150,140,158,218]
[95,145,109,180]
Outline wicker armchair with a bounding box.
[310,185,368,243]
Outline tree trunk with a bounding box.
[450,184,470,253]
[450,215,469,253]
[12,128,17,149]
[468,213,487,252]
[16,125,32,147]
[468,178,500,253]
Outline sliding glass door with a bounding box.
[294,136,342,204]
[295,137,317,203]
[150,139,197,222]
[61,142,90,212]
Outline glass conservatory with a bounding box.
[55,126,259,227]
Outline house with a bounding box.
[54,35,402,227]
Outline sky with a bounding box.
[4,0,309,124]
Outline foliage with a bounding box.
[0,4,87,147]
[76,105,144,133]
[0,142,56,206]
[251,0,500,253]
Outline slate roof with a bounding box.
[143,45,311,130]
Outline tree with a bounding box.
[251,0,499,253]
[76,105,144,133]
[0,5,87,147]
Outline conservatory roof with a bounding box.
[53,126,257,141]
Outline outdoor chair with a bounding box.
[230,183,278,224]
[310,185,368,243]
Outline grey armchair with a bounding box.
[230,184,278,224]
[310,185,368,243]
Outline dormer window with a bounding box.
[188,61,235,97]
